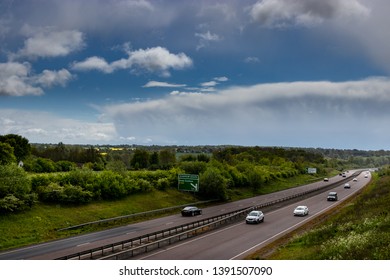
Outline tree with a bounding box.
[159,149,176,169]
[199,167,228,201]
[0,164,34,213]
[0,142,16,165]
[130,149,149,169]
[0,134,31,161]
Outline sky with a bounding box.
[1,0,390,150]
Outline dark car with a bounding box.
[181,206,202,216]
[327,192,338,201]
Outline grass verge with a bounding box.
[248,172,390,260]
[0,173,323,252]
[0,188,197,251]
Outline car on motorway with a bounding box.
[323,178,329,182]
[245,210,265,224]
[181,206,202,216]
[327,192,338,201]
[344,183,351,189]
[293,205,309,216]
[353,178,358,182]
[364,174,369,178]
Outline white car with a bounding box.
[353,178,358,182]
[344,183,351,188]
[293,206,309,216]
[246,210,265,224]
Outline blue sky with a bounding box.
[1,0,390,150]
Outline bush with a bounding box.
[136,179,153,192]
[156,178,170,190]
[30,175,51,192]
[0,165,31,198]
[199,167,228,201]
[0,195,24,213]
[0,164,34,213]
[62,185,93,204]
[97,171,127,199]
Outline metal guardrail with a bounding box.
[57,199,218,231]
[99,209,251,260]
[57,172,361,260]
[56,208,247,260]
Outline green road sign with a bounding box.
[178,174,199,192]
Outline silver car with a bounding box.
[246,210,265,224]
[293,205,309,216]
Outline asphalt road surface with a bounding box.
[0,170,369,260]
[135,172,370,260]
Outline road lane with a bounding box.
[135,172,370,260]
[0,171,363,259]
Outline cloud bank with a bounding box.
[250,0,370,28]
[102,77,390,148]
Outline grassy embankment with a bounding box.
[249,172,390,259]
[0,173,321,251]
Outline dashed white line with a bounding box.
[76,242,90,247]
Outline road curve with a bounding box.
[134,172,371,260]
[0,171,366,260]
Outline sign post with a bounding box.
[307,168,317,174]
[178,174,199,192]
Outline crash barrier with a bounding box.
[56,208,249,260]
[57,199,218,232]
[57,171,362,260]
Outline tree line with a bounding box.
[1,133,389,214]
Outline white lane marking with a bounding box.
[76,242,90,247]
[138,183,364,260]
[136,222,245,260]
[166,222,174,226]
[230,188,363,260]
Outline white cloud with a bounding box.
[143,81,186,88]
[170,90,203,96]
[103,77,390,148]
[71,56,113,73]
[35,69,73,88]
[244,56,260,63]
[200,81,218,87]
[195,30,222,50]
[195,31,221,41]
[12,27,84,59]
[0,109,118,144]
[0,62,73,96]
[72,46,192,77]
[250,0,370,28]
[0,62,42,96]
[214,76,228,82]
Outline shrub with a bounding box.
[136,179,153,192]
[199,167,228,201]
[156,178,170,190]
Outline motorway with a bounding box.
[136,171,371,260]
[0,170,370,260]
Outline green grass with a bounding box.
[0,173,324,252]
[0,188,197,251]
[251,172,390,260]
